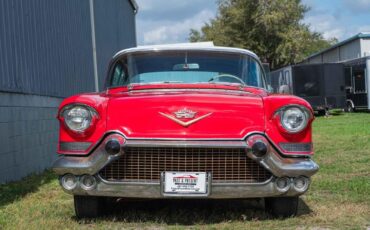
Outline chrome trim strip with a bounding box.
[97,174,273,186]
[105,130,265,141]
[61,175,307,198]
[113,46,260,62]
[126,88,255,95]
[124,139,247,148]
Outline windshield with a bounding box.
[108,51,266,88]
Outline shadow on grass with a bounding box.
[0,170,55,208]
[81,197,312,224]
[315,110,344,117]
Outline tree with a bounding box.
[189,0,337,69]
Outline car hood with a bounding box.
[106,90,265,139]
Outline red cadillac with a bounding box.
[52,44,319,218]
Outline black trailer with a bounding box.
[343,57,370,112]
[270,63,346,114]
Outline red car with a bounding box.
[52,44,319,218]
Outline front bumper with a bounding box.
[52,133,319,198]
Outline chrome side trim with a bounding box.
[247,148,319,178]
[262,153,319,177]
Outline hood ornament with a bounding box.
[159,108,212,127]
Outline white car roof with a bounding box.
[113,42,260,61]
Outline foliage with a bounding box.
[189,0,337,69]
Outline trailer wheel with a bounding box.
[346,102,354,113]
[317,110,326,116]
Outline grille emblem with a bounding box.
[159,108,212,127]
[174,108,197,118]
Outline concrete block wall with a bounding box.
[0,92,62,183]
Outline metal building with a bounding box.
[303,32,370,64]
[0,0,138,183]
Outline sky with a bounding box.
[135,0,370,45]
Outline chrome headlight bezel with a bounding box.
[277,105,312,134]
[60,104,98,132]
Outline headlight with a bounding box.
[279,106,310,133]
[61,105,97,132]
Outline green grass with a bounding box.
[1,112,370,229]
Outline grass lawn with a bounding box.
[0,112,369,229]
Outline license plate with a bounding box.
[163,172,207,194]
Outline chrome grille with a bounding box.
[99,147,272,183]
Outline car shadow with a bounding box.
[83,197,312,224]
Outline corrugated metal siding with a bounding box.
[94,0,136,90]
[339,39,361,61]
[322,48,340,63]
[0,0,136,97]
[307,55,323,64]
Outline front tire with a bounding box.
[265,196,299,218]
[74,196,104,218]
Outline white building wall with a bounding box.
[361,39,370,57]
[340,39,362,61]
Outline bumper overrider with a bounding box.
[52,133,319,198]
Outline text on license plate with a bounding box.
[164,172,207,194]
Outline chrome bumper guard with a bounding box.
[52,133,319,198]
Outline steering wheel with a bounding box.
[208,74,246,85]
